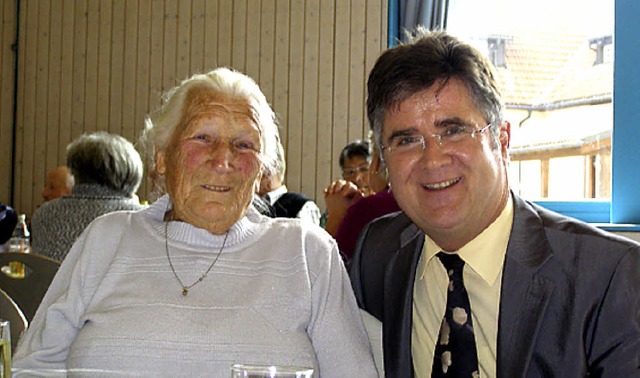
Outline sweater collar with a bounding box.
[145,195,269,249]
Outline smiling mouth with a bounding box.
[423,178,461,190]
[202,184,231,192]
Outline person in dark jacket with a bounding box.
[0,203,18,246]
[349,28,640,377]
[259,134,320,224]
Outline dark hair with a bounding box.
[367,28,505,154]
[0,203,18,244]
[339,139,372,169]
[66,132,143,196]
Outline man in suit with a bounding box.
[349,28,640,377]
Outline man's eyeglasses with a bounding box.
[381,123,493,156]
[342,164,370,178]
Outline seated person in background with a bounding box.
[30,132,144,261]
[259,134,321,225]
[322,139,372,234]
[338,139,372,191]
[334,133,401,262]
[42,166,74,202]
[251,193,276,218]
[13,68,377,377]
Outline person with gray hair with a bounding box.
[258,133,321,224]
[349,29,640,377]
[14,68,377,377]
[30,131,144,262]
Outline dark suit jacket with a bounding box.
[349,193,640,377]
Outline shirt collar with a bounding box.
[421,195,514,286]
[265,185,288,205]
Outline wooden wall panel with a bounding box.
[59,0,74,163]
[46,0,62,172]
[286,0,304,190]
[259,1,275,99]
[231,0,247,71]
[0,0,16,205]
[272,0,290,125]
[216,0,232,68]
[110,1,125,136]
[15,0,37,215]
[301,0,319,198]
[245,1,261,80]
[331,0,350,179]
[315,0,336,204]
[348,0,366,143]
[190,0,205,74]
[70,0,87,139]
[7,0,387,217]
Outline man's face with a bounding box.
[156,91,263,234]
[342,156,370,190]
[42,167,72,202]
[381,78,510,251]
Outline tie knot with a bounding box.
[437,252,465,274]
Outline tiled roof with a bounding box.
[494,31,613,107]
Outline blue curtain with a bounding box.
[389,0,449,46]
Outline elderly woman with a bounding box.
[13,68,377,376]
[30,132,144,261]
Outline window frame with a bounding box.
[387,0,640,228]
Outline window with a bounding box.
[589,35,613,65]
[487,36,508,68]
[388,0,640,225]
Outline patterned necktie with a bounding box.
[432,252,479,377]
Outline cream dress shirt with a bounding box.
[412,197,513,377]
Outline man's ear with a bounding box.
[500,121,511,157]
[370,153,382,173]
[155,150,167,175]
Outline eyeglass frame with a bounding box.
[342,163,370,178]
[380,122,494,156]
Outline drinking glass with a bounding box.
[230,364,313,378]
[0,320,10,378]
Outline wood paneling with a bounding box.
[3,0,388,218]
[0,0,17,205]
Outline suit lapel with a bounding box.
[497,194,555,377]
[383,223,424,378]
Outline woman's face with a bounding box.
[156,90,263,234]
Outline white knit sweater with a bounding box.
[13,195,378,377]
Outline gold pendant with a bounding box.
[182,288,188,296]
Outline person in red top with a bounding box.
[334,135,401,262]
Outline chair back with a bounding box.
[0,287,28,353]
[0,252,60,322]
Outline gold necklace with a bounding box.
[164,219,229,296]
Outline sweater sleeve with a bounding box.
[304,229,379,377]
[12,215,126,374]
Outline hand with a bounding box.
[323,180,365,235]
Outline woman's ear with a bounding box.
[155,150,167,175]
[253,170,263,194]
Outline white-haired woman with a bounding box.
[13,68,378,376]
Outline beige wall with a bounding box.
[0,0,388,218]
